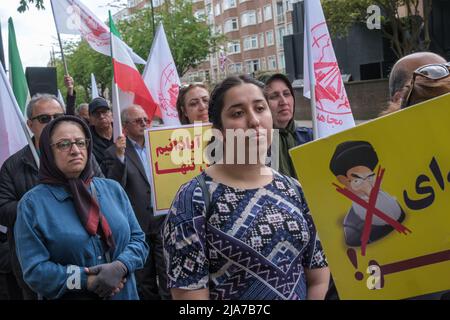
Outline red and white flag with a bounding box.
[50,0,145,64]
[109,12,160,141]
[303,0,355,138]
[142,23,181,126]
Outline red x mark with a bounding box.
[333,167,412,256]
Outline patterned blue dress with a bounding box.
[163,170,327,300]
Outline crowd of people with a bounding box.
[0,51,449,300]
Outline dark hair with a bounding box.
[263,73,295,103]
[208,75,265,129]
[176,83,209,124]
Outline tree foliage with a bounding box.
[19,0,225,102]
[322,0,433,58]
[117,0,225,76]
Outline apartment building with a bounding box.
[186,0,298,83]
[114,0,299,83]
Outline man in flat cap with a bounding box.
[329,141,405,247]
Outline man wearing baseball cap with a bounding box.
[89,97,114,167]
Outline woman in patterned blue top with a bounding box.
[163,75,329,300]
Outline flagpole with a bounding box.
[50,0,69,75]
[0,64,39,167]
[109,11,122,141]
[304,0,318,140]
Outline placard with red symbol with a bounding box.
[289,93,450,299]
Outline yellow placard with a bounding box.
[146,123,212,215]
[289,93,450,300]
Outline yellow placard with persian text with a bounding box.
[290,93,450,300]
[145,123,212,216]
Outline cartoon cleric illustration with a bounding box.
[329,141,406,247]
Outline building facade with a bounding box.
[114,0,299,83]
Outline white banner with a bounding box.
[50,0,145,64]
[143,23,181,126]
[303,0,355,138]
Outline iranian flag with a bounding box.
[8,18,29,114]
[109,12,160,132]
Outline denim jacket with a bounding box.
[14,177,149,300]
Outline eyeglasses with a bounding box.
[51,138,90,152]
[31,113,64,124]
[350,173,375,190]
[126,117,151,126]
[402,62,450,108]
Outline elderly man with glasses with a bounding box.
[0,94,104,300]
[101,105,170,300]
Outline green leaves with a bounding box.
[17,0,45,13]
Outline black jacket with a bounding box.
[0,144,104,296]
[103,138,164,235]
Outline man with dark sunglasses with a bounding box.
[381,52,447,115]
[0,93,104,300]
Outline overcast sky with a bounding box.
[0,0,127,69]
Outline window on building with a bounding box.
[243,35,258,51]
[259,33,265,48]
[278,53,285,71]
[287,23,293,35]
[276,1,285,23]
[228,62,243,74]
[240,11,257,27]
[286,0,293,11]
[223,0,237,11]
[261,57,267,70]
[224,18,239,33]
[263,5,272,21]
[268,55,277,70]
[227,40,241,54]
[245,59,260,73]
[266,30,274,46]
[257,9,262,24]
[276,26,286,47]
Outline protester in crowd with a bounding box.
[263,74,313,179]
[380,52,446,115]
[14,116,148,300]
[102,105,170,300]
[0,94,104,300]
[88,97,114,167]
[163,75,329,300]
[176,83,210,124]
[400,62,450,109]
[76,103,90,124]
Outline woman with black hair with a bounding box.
[163,75,329,300]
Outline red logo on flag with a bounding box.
[158,63,179,118]
[311,22,351,115]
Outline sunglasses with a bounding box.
[31,113,64,124]
[402,62,450,108]
[51,138,90,152]
[126,117,151,126]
